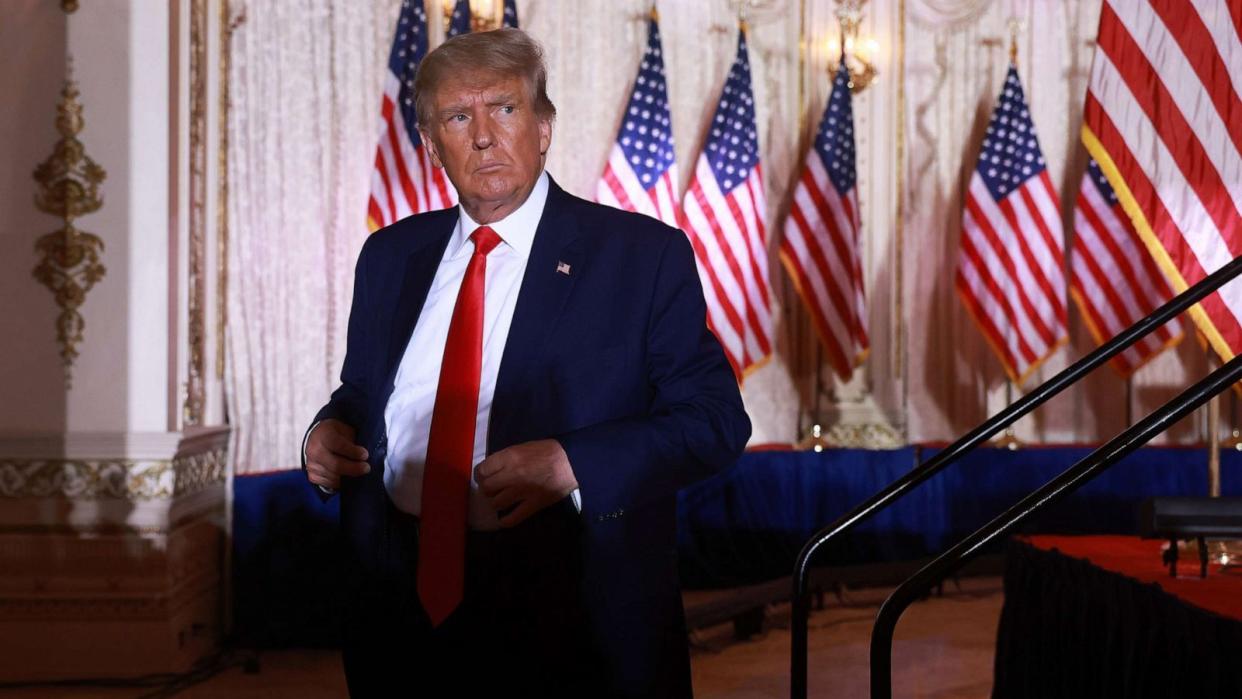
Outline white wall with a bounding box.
[0,1,70,433]
[0,1,174,438]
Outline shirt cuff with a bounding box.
[303,420,336,495]
[570,487,581,513]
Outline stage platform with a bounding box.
[995,535,1242,697]
[233,445,1242,646]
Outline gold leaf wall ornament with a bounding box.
[185,0,208,426]
[0,447,228,500]
[32,75,107,386]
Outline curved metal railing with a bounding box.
[790,255,1242,699]
[869,352,1242,697]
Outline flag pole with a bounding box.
[1208,389,1221,498]
[1124,376,1134,428]
[994,380,1023,450]
[804,0,847,453]
[797,0,808,443]
[1226,387,1242,450]
[795,0,829,452]
[1203,359,1241,568]
[992,17,1025,453]
[1221,387,1242,568]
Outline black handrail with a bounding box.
[869,352,1242,698]
[790,255,1242,699]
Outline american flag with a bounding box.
[779,63,869,380]
[367,0,456,232]
[681,28,772,380]
[448,1,519,38]
[1070,158,1183,376]
[1083,0,1242,362]
[956,65,1067,386]
[447,0,471,37]
[595,16,679,229]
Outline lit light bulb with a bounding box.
[864,38,880,59]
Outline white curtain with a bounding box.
[225,0,1205,474]
[226,0,400,474]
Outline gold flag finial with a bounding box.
[1007,17,1023,66]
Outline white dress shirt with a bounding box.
[382,171,575,530]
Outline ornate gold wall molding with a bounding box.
[31,73,107,387]
[184,0,209,426]
[821,421,904,449]
[217,0,236,382]
[894,0,905,382]
[0,447,226,500]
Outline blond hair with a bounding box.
[414,28,557,128]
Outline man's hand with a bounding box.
[475,439,578,528]
[305,419,370,491]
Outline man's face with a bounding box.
[420,72,552,222]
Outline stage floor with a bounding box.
[0,577,1005,698]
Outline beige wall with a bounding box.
[0,1,70,433]
[0,1,182,436]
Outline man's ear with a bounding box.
[538,117,552,156]
[419,128,445,169]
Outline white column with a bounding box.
[0,0,230,681]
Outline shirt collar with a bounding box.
[451,171,549,260]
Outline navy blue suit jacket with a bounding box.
[308,178,750,696]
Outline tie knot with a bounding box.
[470,226,502,256]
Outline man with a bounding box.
[303,28,749,698]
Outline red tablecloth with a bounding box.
[1024,535,1242,621]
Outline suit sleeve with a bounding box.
[301,240,373,500]
[556,231,751,520]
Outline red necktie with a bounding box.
[418,225,502,627]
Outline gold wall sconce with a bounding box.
[442,0,506,33]
[31,70,107,386]
[831,0,879,94]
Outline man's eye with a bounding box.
[500,105,515,114]
[450,114,467,122]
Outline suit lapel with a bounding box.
[382,212,457,397]
[489,179,585,451]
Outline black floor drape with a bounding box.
[994,538,1242,698]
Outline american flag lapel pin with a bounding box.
[556,261,571,275]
